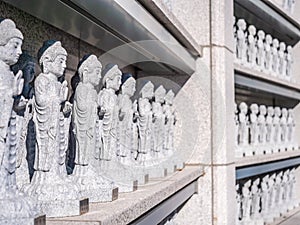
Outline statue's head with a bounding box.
[140,81,154,99]
[273,38,279,47]
[0,19,23,66]
[288,108,294,117]
[239,102,248,113]
[257,30,265,39]
[248,25,256,35]
[287,45,292,53]
[165,90,175,105]
[282,108,288,117]
[102,63,121,91]
[267,106,274,116]
[259,105,267,116]
[266,34,272,43]
[250,103,258,114]
[37,40,67,77]
[121,73,136,97]
[274,106,281,116]
[237,19,246,30]
[154,85,166,103]
[279,42,286,50]
[78,54,102,87]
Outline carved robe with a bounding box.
[163,103,175,152]
[33,73,63,172]
[73,83,98,166]
[152,101,165,154]
[98,88,118,160]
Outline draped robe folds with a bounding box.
[152,101,165,153]
[163,104,175,152]
[73,83,98,166]
[33,73,62,172]
[0,65,15,171]
[117,94,134,158]
[98,88,118,160]
[137,97,152,155]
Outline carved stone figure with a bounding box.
[238,102,248,147]
[98,64,122,162]
[137,81,154,163]
[283,0,296,14]
[236,184,242,223]
[235,103,239,147]
[273,107,281,148]
[251,178,261,219]
[275,172,283,208]
[164,90,176,155]
[11,52,36,188]
[265,34,273,72]
[117,73,137,164]
[241,180,252,221]
[286,46,293,80]
[287,109,295,148]
[278,42,286,77]
[257,30,265,70]
[152,85,166,158]
[247,25,257,67]
[249,104,259,146]
[268,174,276,214]
[258,105,267,145]
[0,18,39,224]
[266,106,274,147]
[261,174,270,217]
[272,39,279,75]
[280,108,288,146]
[236,19,247,63]
[26,40,80,217]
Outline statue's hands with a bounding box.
[13,70,24,96]
[60,80,68,101]
[63,101,73,115]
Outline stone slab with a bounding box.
[47,166,203,225]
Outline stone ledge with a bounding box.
[234,63,300,91]
[235,148,300,168]
[47,166,203,225]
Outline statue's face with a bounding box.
[122,78,136,97]
[110,74,121,91]
[155,91,165,103]
[45,54,67,77]
[142,84,154,99]
[0,37,22,66]
[89,64,102,86]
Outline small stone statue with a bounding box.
[278,42,287,77]
[287,109,296,149]
[268,173,276,213]
[164,90,176,155]
[238,102,248,147]
[234,103,239,147]
[236,184,242,223]
[258,105,267,145]
[249,104,259,146]
[274,172,283,208]
[272,39,279,76]
[117,73,137,164]
[247,25,257,67]
[236,19,247,64]
[137,81,154,163]
[0,18,39,224]
[27,40,80,217]
[152,85,166,158]
[241,180,252,221]
[98,64,122,162]
[286,46,293,80]
[251,178,261,219]
[265,34,273,72]
[280,108,288,146]
[266,106,274,147]
[273,107,282,147]
[261,174,270,217]
[257,30,265,70]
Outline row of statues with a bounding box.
[0,18,178,220]
[234,18,293,81]
[236,167,299,225]
[235,102,297,158]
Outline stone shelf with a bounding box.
[236,149,300,179]
[47,166,203,225]
[234,63,300,100]
[236,148,300,168]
